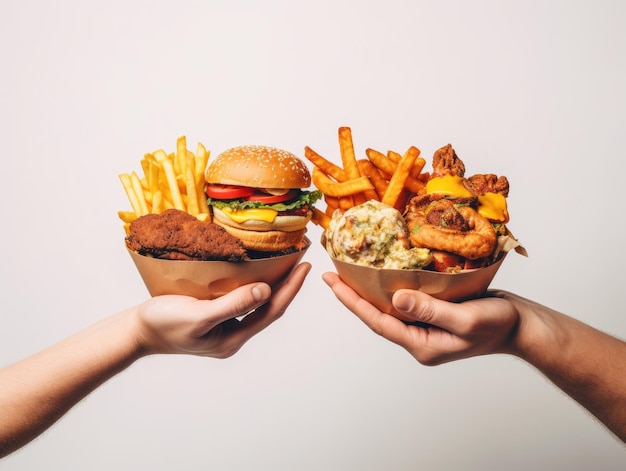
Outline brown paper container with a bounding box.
[329,254,506,321]
[322,228,523,322]
[128,238,310,299]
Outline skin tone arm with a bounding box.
[322,272,626,443]
[0,262,311,458]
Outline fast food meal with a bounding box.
[119,136,314,299]
[306,127,524,274]
[205,145,321,253]
[119,137,320,258]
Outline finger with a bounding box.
[392,289,490,337]
[392,290,468,330]
[192,282,272,334]
[233,262,312,344]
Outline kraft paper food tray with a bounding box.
[127,238,310,299]
[323,233,525,322]
[329,254,506,321]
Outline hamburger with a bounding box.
[205,145,321,253]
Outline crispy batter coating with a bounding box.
[432,144,465,177]
[466,173,509,197]
[404,194,497,260]
[127,209,248,261]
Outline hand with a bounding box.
[135,262,311,358]
[322,272,519,365]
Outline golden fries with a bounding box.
[304,146,347,182]
[311,167,374,197]
[337,127,360,181]
[305,127,430,229]
[119,135,212,233]
[382,146,420,208]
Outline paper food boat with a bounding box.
[325,234,525,322]
[128,238,310,299]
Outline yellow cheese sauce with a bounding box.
[221,207,278,223]
[426,175,508,223]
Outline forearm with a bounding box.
[0,306,145,457]
[502,292,626,442]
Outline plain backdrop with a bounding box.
[1,1,625,469]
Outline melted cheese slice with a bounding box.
[221,207,278,223]
[426,175,508,223]
[426,175,473,197]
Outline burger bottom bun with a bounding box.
[215,223,307,251]
[212,207,311,232]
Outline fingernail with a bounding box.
[394,292,415,312]
[252,284,269,302]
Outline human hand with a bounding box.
[134,262,311,358]
[322,271,520,365]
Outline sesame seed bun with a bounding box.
[205,145,311,189]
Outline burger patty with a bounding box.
[277,206,311,217]
[126,209,249,261]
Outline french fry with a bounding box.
[324,196,340,215]
[339,196,355,210]
[311,207,332,229]
[338,127,360,180]
[152,149,168,162]
[117,210,137,224]
[382,146,420,208]
[195,143,208,186]
[194,143,211,216]
[130,172,149,216]
[366,148,397,176]
[357,159,386,200]
[404,174,426,194]
[148,159,159,196]
[410,157,426,179]
[368,148,425,195]
[161,158,185,211]
[185,163,199,216]
[119,173,142,216]
[352,192,368,205]
[151,190,164,214]
[388,151,426,180]
[304,146,347,182]
[175,135,187,176]
[312,167,374,197]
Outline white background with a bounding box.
[1,1,625,469]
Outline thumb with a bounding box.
[204,282,272,324]
[392,289,443,327]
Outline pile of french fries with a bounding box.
[304,127,429,229]
[118,136,211,234]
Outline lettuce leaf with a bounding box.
[207,190,322,211]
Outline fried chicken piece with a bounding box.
[432,144,509,197]
[404,194,497,260]
[466,173,509,197]
[432,144,465,177]
[127,209,248,261]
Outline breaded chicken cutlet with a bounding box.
[126,209,249,261]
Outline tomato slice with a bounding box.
[206,184,255,200]
[245,189,299,204]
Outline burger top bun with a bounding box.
[205,145,311,189]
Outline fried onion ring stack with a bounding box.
[404,144,511,272]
